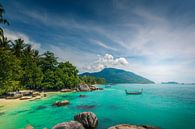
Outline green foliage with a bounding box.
[39,51,58,73]
[0,3,106,95]
[80,75,106,85]
[0,49,23,95]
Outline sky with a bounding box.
[1,0,195,83]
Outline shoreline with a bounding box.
[0,91,63,111]
[0,84,102,112]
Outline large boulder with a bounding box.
[74,112,98,129]
[24,125,34,129]
[108,124,161,129]
[53,100,70,106]
[78,84,91,91]
[89,86,97,91]
[52,121,85,129]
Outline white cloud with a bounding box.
[83,54,129,72]
[90,39,117,51]
[4,29,41,50]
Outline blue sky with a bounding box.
[1,0,195,83]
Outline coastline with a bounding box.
[0,91,62,111]
[0,84,102,111]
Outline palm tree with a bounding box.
[0,29,12,49]
[0,3,9,25]
[11,38,26,57]
[24,44,33,55]
[0,3,10,49]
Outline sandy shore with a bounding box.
[0,91,62,111]
[0,98,27,111]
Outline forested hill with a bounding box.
[80,68,154,84]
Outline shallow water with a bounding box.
[0,84,195,129]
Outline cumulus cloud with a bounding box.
[4,29,41,50]
[83,54,129,72]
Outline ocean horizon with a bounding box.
[0,84,195,129]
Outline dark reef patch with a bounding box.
[36,105,47,110]
[108,105,120,109]
[0,112,5,116]
[77,105,96,110]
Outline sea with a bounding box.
[0,84,195,129]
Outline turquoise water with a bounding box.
[0,84,195,129]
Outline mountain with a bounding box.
[80,68,154,84]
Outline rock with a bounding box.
[32,92,41,97]
[74,112,98,129]
[52,121,85,129]
[53,100,70,106]
[108,124,161,129]
[43,93,47,97]
[61,89,73,92]
[96,88,103,90]
[25,125,34,129]
[78,84,91,91]
[79,94,86,98]
[89,86,97,91]
[20,96,32,100]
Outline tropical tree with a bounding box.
[39,51,58,73]
[55,62,79,88]
[0,49,23,95]
[0,4,9,25]
[11,38,27,57]
[0,30,12,49]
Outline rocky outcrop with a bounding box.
[77,84,103,92]
[53,100,70,106]
[52,121,85,129]
[78,84,91,91]
[89,86,97,91]
[32,92,41,97]
[61,89,73,92]
[20,96,32,100]
[108,124,161,129]
[74,112,98,129]
[24,125,34,129]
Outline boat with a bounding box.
[125,88,143,95]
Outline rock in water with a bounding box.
[78,84,91,91]
[25,125,34,129]
[108,124,161,129]
[52,121,85,129]
[53,100,70,106]
[74,112,98,129]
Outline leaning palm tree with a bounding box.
[0,29,12,49]
[0,3,10,49]
[0,3,9,25]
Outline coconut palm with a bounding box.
[11,38,27,57]
[0,3,9,25]
[0,29,11,49]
